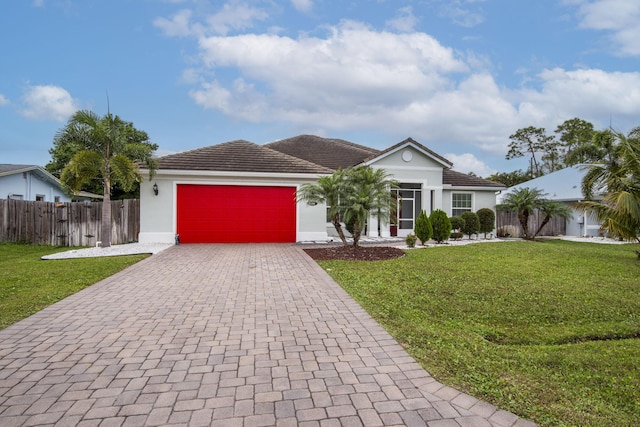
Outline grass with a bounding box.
[0,243,148,330]
[318,240,640,427]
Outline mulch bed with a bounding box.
[303,245,406,261]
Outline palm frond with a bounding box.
[60,151,104,194]
[110,154,141,192]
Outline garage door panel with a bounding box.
[177,184,296,243]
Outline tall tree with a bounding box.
[47,116,156,199]
[506,127,556,178]
[554,118,595,166]
[297,169,348,245]
[540,139,563,174]
[497,187,546,240]
[57,110,157,247]
[577,128,640,243]
[485,170,530,187]
[342,166,398,247]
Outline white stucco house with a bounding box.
[138,136,505,244]
[0,164,100,202]
[499,164,603,237]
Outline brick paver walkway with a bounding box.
[0,244,536,426]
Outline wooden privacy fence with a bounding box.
[0,199,140,246]
[496,210,566,237]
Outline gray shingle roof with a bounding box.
[155,140,333,174]
[265,135,379,170]
[0,164,38,175]
[443,169,504,188]
[152,136,504,189]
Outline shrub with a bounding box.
[450,216,464,232]
[477,208,496,239]
[450,231,464,240]
[414,210,432,245]
[405,233,417,248]
[460,211,480,239]
[429,210,451,243]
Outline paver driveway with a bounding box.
[0,244,536,427]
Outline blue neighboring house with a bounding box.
[0,164,101,202]
[499,164,604,237]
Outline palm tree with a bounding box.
[58,110,157,247]
[342,166,398,247]
[577,128,640,242]
[297,169,348,245]
[497,187,546,240]
[532,200,573,238]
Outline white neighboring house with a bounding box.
[138,136,505,244]
[499,164,603,237]
[0,164,101,202]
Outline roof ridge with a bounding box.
[153,139,333,174]
[362,137,453,167]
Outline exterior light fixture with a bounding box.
[153,182,159,196]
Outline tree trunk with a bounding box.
[101,177,111,248]
[533,215,551,239]
[352,222,362,248]
[331,216,348,245]
[518,211,530,239]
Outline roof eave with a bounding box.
[363,140,453,168]
[444,185,506,191]
[144,168,332,180]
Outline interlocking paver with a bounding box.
[0,244,535,426]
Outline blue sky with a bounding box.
[1,0,639,176]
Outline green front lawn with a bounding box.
[0,244,147,330]
[318,240,640,427]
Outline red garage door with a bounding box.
[177,184,296,243]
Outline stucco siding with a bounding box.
[0,172,70,202]
[442,189,498,217]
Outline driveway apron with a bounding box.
[0,244,535,427]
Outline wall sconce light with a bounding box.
[153,182,159,196]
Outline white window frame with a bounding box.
[451,192,473,217]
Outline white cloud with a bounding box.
[291,0,313,13]
[0,94,9,106]
[192,21,468,120]
[205,2,269,36]
[20,85,78,121]
[154,2,268,37]
[158,10,640,162]
[445,152,495,176]
[516,68,640,126]
[33,0,44,7]
[386,7,418,33]
[433,0,486,28]
[571,0,640,56]
[154,9,195,37]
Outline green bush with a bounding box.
[460,211,480,239]
[450,216,464,232]
[414,210,432,245]
[477,208,496,239]
[450,231,464,240]
[429,209,451,243]
[405,233,417,248]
